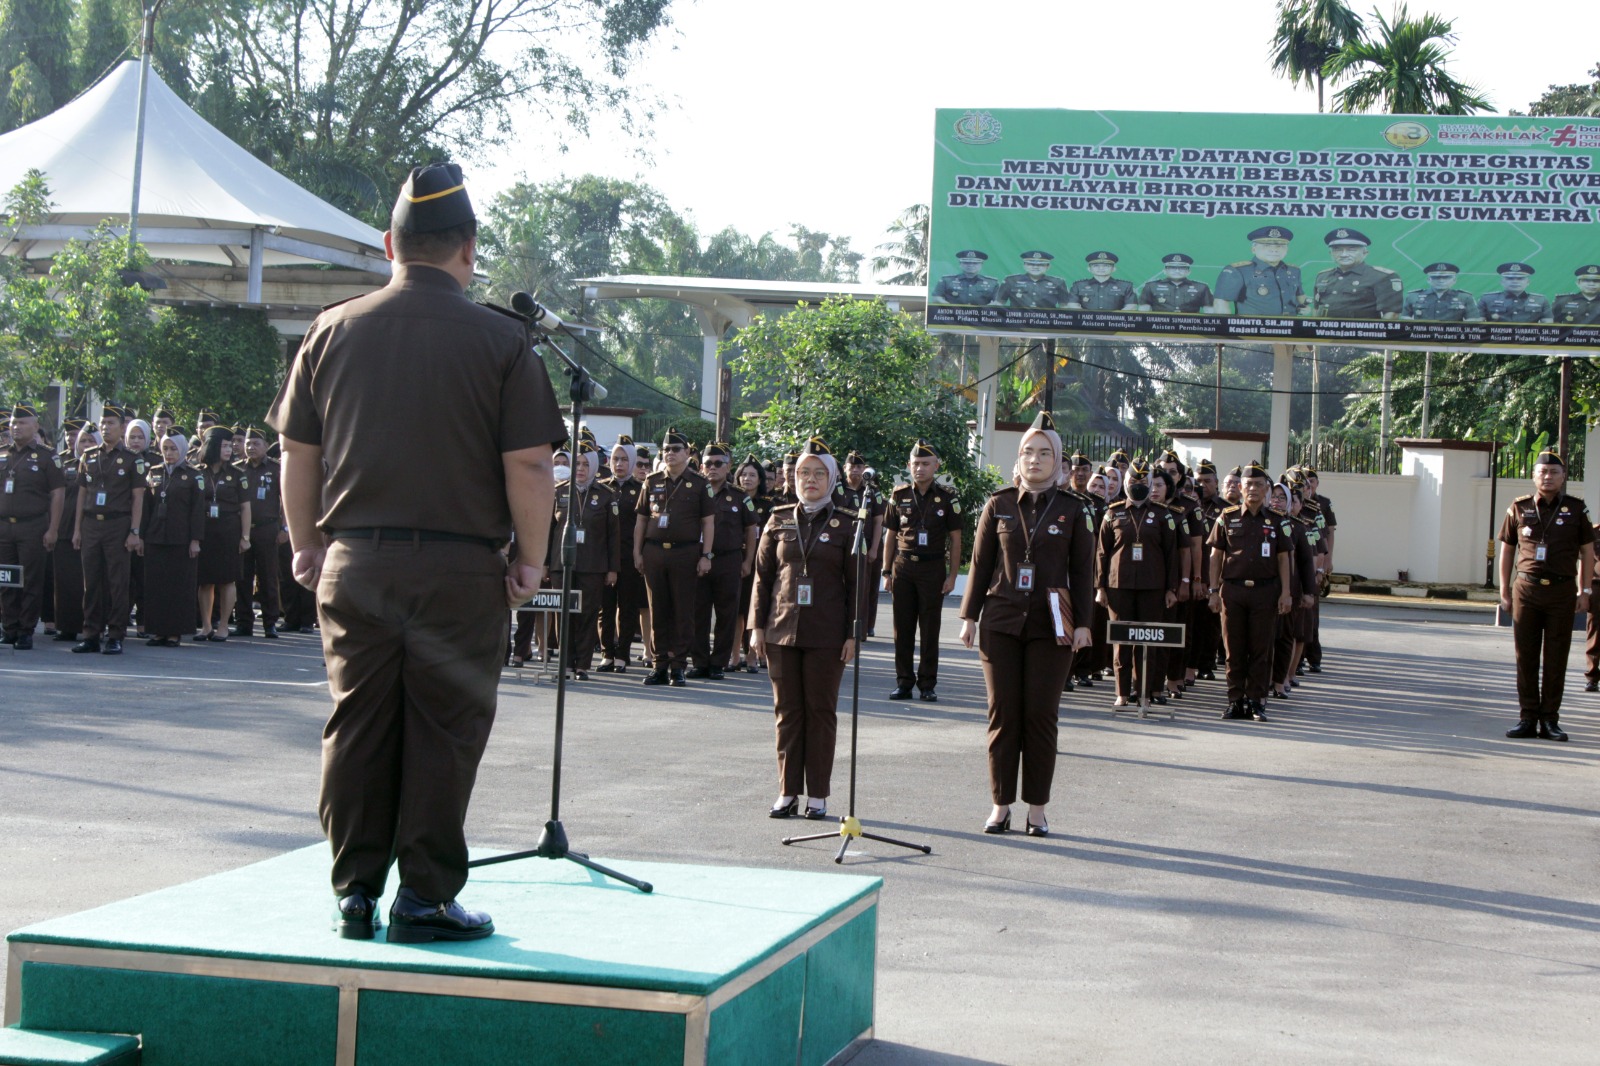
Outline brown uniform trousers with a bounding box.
[979,627,1072,805]
[0,514,50,638]
[891,557,946,691]
[1513,576,1577,722]
[1106,588,1167,699]
[235,522,283,633]
[317,538,506,902]
[694,552,744,669]
[1222,581,1280,701]
[81,514,133,640]
[601,478,644,663]
[1584,577,1600,682]
[642,543,700,669]
[279,538,316,630]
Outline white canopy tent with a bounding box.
[0,60,389,332]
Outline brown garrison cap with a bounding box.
[1242,460,1270,480]
[1534,449,1564,468]
[11,402,39,419]
[910,438,939,460]
[392,163,475,233]
[661,427,689,447]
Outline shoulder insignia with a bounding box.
[952,499,961,514]
[318,293,364,312]
[1229,260,1252,269]
[1374,266,1396,275]
[1166,515,1175,529]
[745,498,754,511]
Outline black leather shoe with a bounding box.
[803,804,828,820]
[1307,664,1322,674]
[1221,701,1248,720]
[1075,676,1094,688]
[263,624,279,639]
[888,685,913,700]
[1149,695,1167,706]
[1250,701,1269,722]
[101,639,123,655]
[686,665,712,679]
[1024,818,1049,837]
[707,667,725,680]
[232,626,252,638]
[1539,721,1569,742]
[1199,670,1215,681]
[1505,721,1539,739]
[386,887,493,944]
[333,893,381,940]
[1586,679,1599,693]
[642,669,669,686]
[669,669,687,687]
[919,688,938,702]
[983,813,1011,834]
[595,661,617,673]
[0,633,15,645]
[71,638,101,654]
[14,634,32,650]
[768,798,798,818]
[53,631,78,642]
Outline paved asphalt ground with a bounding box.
[2,597,1596,1064]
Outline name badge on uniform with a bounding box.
[1017,564,1035,591]
[1535,544,1548,562]
[796,579,813,606]
[210,504,220,519]
[3,478,11,494]
[1261,541,1272,558]
[658,514,669,528]
[1131,544,1143,562]
[917,530,928,547]
[257,487,266,500]
[96,491,107,507]
[575,530,585,544]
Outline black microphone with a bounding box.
[510,291,567,333]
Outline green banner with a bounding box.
[927,109,1600,352]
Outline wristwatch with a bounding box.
[130,527,140,536]
[703,551,714,560]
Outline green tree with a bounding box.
[1525,63,1600,116]
[139,307,286,427]
[73,0,129,91]
[1268,0,1364,112]
[0,0,74,130]
[1324,5,1491,114]
[870,203,929,286]
[728,296,994,547]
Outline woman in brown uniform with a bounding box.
[194,426,251,641]
[749,438,860,821]
[142,433,205,646]
[1096,462,1180,709]
[960,413,1094,837]
[1270,483,1319,699]
[733,455,772,672]
[542,442,619,679]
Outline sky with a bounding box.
[476,0,1596,278]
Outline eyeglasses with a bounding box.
[703,458,727,467]
[663,445,685,453]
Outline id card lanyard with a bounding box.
[795,504,831,606]
[1015,488,1057,593]
[911,483,931,547]
[656,475,684,529]
[208,467,221,519]
[2,447,19,495]
[573,483,590,544]
[1129,502,1147,563]
[1531,495,1558,563]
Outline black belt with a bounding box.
[90,512,131,520]
[253,518,282,528]
[645,540,697,550]
[3,513,47,523]
[331,527,499,548]
[1518,571,1573,586]
[712,548,743,557]
[900,552,945,562]
[1224,577,1279,588]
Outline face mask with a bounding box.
[552,464,571,482]
[1127,481,1151,503]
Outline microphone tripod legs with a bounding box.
[782,815,932,865]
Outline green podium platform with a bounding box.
[5,847,879,1066]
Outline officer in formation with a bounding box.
[1312,229,1403,319]
[1206,460,1292,721]
[883,439,962,701]
[689,441,758,679]
[835,450,886,635]
[1479,263,1553,323]
[1552,265,1600,326]
[933,250,1001,305]
[1498,450,1591,742]
[1401,263,1481,322]
[71,405,146,655]
[233,427,286,638]
[0,403,65,650]
[634,427,715,686]
[997,250,1072,309]
[1213,227,1306,316]
[545,439,619,680]
[1066,251,1138,311]
[1138,254,1214,314]
[598,434,645,673]
[1094,461,1180,708]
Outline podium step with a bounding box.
[0,1028,139,1065]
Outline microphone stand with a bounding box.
[469,316,652,893]
[782,480,931,864]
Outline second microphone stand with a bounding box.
[782,481,931,864]
[469,314,652,893]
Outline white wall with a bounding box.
[1317,473,1417,581]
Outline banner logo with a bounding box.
[954,111,1002,145]
[1383,121,1430,150]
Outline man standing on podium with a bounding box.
[270,163,563,943]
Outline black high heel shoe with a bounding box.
[983,812,1011,835]
[803,803,828,820]
[1024,817,1049,837]
[768,798,798,818]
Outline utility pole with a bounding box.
[127,0,165,262]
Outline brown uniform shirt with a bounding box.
[605,475,644,534]
[750,502,861,648]
[707,482,758,553]
[78,444,146,517]
[267,265,564,539]
[549,479,621,574]
[640,469,714,545]
[1313,492,1337,531]
[1096,499,1181,591]
[237,457,283,526]
[1,440,65,519]
[143,463,206,545]
[885,482,960,559]
[201,465,247,517]
[1499,493,1595,579]
[1207,504,1292,581]
[961,487,1095,636]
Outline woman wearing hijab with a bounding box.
[960,413,1094,837]
[528,441,618,679]
[733,455,772,672]
[51,422,96,642]
[749,438,861,820]
[194,425,250,641]
[122,418,159,636]
[141,432,205,646]
[1096,461,1181,709]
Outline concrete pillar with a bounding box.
[974,335,1000,471]
[1398,438,1493,583]
[692,309,720,426]
[247,228,264,305]
[1164,429,1268,476]
[1268,343,1293,474]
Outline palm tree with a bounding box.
[870,203,929,287]
[1269,0,1365,112]
[1324,5,1491,115]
